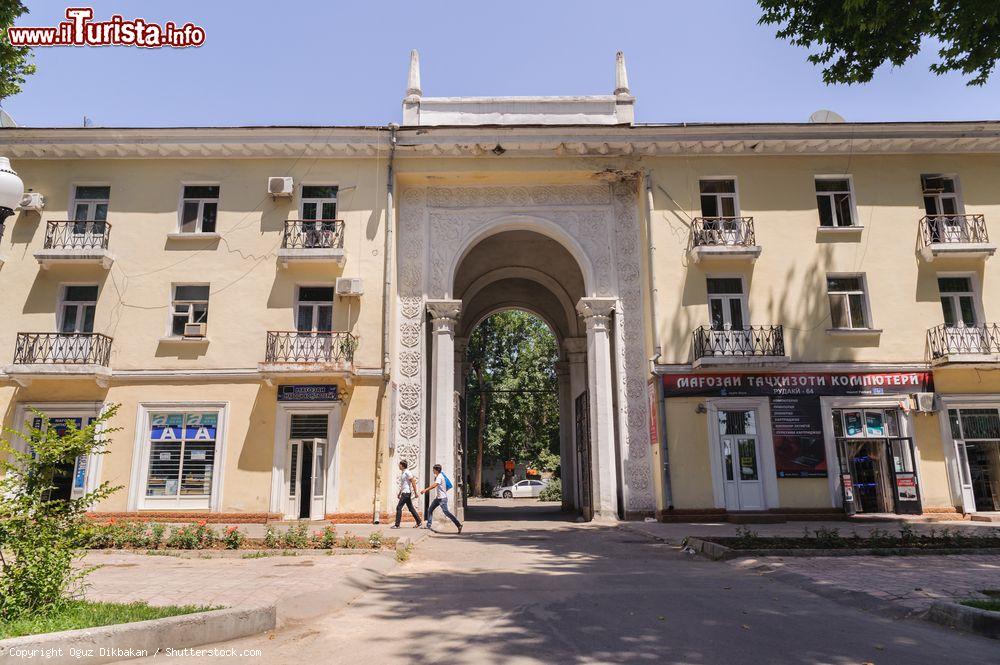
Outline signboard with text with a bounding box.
[277,385,340,402]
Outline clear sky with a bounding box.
[5,0,1000,127]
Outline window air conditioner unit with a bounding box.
[20,192,44,211]
[336,277,363,297]
[183,322,207,338]
[268,177,293,198]
[914,392,937,413]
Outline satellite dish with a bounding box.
[809,109,845,123]
[0,109,17,128]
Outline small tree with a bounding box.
[0,1,35,100]
[0,406,121,620]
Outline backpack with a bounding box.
[441,473,454,491]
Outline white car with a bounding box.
[493,479,547,498]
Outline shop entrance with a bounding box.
[284,413,330,520]
[948,408,1000,513]
[717,409,765,511]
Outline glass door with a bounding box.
[707,278,748,355]
[938,277,983,353]
[887,437,923,515]
[922,175,961,242]
[717,410,764,511]
[295,286,335,359]
[286,440,303,519]
[310,439,327,520]
[71,185,109,241]
[948,408,1000,513]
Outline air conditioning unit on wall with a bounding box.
[268,177,293,198]
[914,392,938,413]
[20,192,44,211]
[336,277,363,297]
[183,322,207,338]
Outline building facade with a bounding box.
[1,52,998,522]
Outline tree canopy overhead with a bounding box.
[0,1,34,100]
[758,1,1000,86]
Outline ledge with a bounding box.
[816,225,864,241]
[688,245,762,263]
[2,363,112,388]
[931,352,1000,367]
[33,247,114,269]
[158,336,211,344]
[825,328,882,337]
[277,246,346,268]
[166,232,221,241]
[258,361,354,380]
[920,242,996,262]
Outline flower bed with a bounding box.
[85,520,396,552]
[692,525,1000,553]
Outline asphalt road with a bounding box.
[126,501,999,664]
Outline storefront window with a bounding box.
[718,410,755,436]
[146,412,217,498]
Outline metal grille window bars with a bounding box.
[691,217,755,247]
[919,214,988,246]
[13,332,113,365]
[927,323,1000,359]
[282,220,345,249]
[693,325,785,359]
[265,331,357,363]
[43,220,111,250]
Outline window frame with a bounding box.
[825,273,874,330]
[920,173,965,217]
[937,271,984,328]
[69,183,111,223]
[299,184,339,221]
[177,183,221,234]
[294,283,336,333]
[169,283,211,337]
[698,177,741,219]
[814,175,858,228]
[57,283,99,334]
[706,274,748,330]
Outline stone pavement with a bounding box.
[121,501,998,665]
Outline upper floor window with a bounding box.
[921,175,961,217]
[699,179,738,218]
[171,284,210,336]
[59,285,98,334]
[301,185,338,220]
[938,276,979,328]
[179,185,219,234]
[72,186,110,223]
[296,286,334,332]
[706,277,746,330]
[826,274,871,329]
[815,177,854,227]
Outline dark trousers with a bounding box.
[395,494,421,527]
[425,496,461,528]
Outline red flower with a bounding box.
[197,520,207,527]
[225,525,238,534]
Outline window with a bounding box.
[699,179,738,218]
[179,185,219,233]
[60,285,98,334]
[815,177,854,227]
[921,174,961,216]
[146,412,218,499]
[826,275,871,329]
[938,276,978,328]
[706,277,746,330]
[296,286,334,332]
[171,285,209,336]
[71,186,110,234]
[301,185,338,220]
[833,408,900,438]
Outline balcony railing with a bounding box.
[919,214,988,246]
[928,323,1000,359]
[13,332,113,366]
[43,221,111,250]
[281,220,345,250]
[691,217,756,247]
[264,331,357,364]
[693,325,785,359]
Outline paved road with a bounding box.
[128,502,999,665]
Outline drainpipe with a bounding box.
[644,172,673,511]
[372,123,398,523]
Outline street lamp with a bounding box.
[0,156,24,241]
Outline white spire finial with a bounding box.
[614,51,630,96]
[406,49,422,100]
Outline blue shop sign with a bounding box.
[278,385,340,402]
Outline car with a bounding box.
[493,479,547,498]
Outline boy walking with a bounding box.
[419,463,463,533]
[392,460,421,529]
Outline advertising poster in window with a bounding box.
[770,395,827,477]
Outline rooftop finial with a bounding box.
[614,51,630,96]
[406,49,422,100]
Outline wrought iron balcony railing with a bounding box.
[691,217,756,247]
[264,331,357,364]
[43,221,111,250]
[13,332,113,366]
[281,220,345,250]
[919,214,988,246]
[927,323,1000,359]
[693,325,785,359]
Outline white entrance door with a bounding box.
[718,409,765,511]
[286,438,328,520]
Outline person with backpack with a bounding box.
[419,463,463,533]
[391,459,421,529]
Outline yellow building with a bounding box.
[0,52,997,523]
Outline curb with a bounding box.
[86,547,386,559]
[683,537,1000,561]
[925,601,1000,640]
[0,605,275,665]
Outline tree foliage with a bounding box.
[0,1,34,100]
[465,311,560,495]
[758,1,1000,86]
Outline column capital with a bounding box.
[563,336,588,359]
[427,299,462,324]
[576,298,616,320]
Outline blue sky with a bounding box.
[5,0,1000,127]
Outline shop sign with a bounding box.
[895,473,919,501]
[277,384,340,402]
[772,395,827,477]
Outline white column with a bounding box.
[555,361,573,511]
[427,299,462,499]
[576,298,619,521]
[453,335,469,520]
[563,337,587,511]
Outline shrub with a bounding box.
[147,523,166,549]
[0,406,122,621]
[340,533,364,549]
[368,531,383,549]
[314,525,338,549]
[281,524,310,549]
[538,478,562,502]
[222,526,244,550]
[166,522,215,550]
[263,526,279,549]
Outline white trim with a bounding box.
[920,172,966,215]
[127,401,229,512]
[935,271,985,327]
[175,182,220,234]
[56,282,99,334]
[698,176,741,218]
[825,272,875,330]
[814,174,858,228]
[168,282,211,338]
[298,183,339,220]
[270,400,343,518]
[705,397,778,510]
[68,183,111,224]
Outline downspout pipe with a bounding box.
[373,123,398,524]
[644,172,673,511]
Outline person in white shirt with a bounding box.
[391,460,422,529]
[419,463,463,533]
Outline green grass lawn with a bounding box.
[0,600,218,639]
[960,599,1000,612]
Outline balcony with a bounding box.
[33,221,114,269]
[276,220,345,268]
[918,214,995,262]
[692,325,789,368]
[258,330,357,376]
[927,323,1000,365]
[4,332,113,386]
[688,217,761,263]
